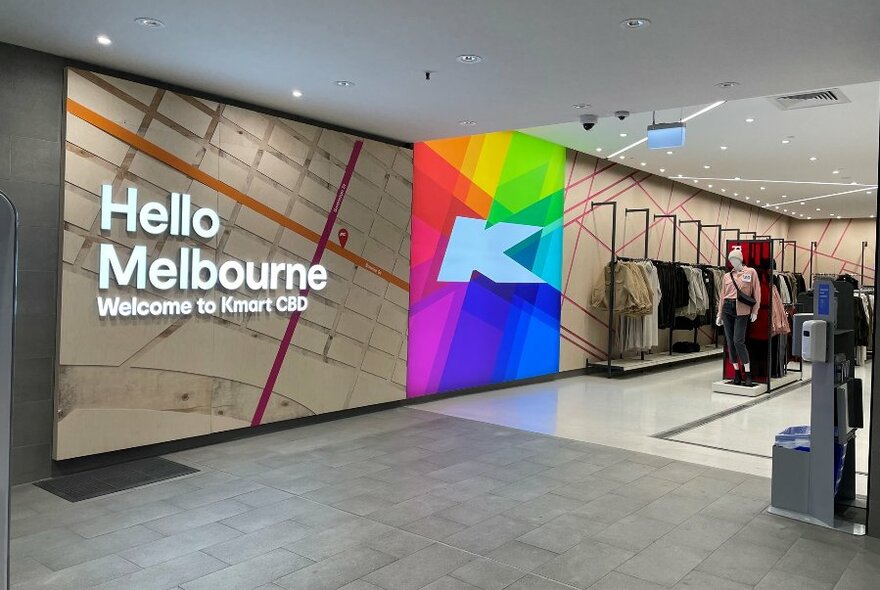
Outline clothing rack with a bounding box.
[809,241,818,287]
[679,219,704,346]
[741,231,757,240]
[624,208,650,259]
[783,240,797,273]
[655,214,678,355]
[592,201,618,377]
[720,228,741,265]
[861,241,869,288]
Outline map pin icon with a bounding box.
[338,228,349,248]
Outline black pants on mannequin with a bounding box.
[721,299,751,384]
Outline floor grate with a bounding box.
[35,457,198,502]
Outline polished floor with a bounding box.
[420,360,872,494]
[10,403,880,589]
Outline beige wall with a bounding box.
[58,69,412,459]
[787,218,876,286]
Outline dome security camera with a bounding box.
[580,114,599,131]
[615,110,630,121]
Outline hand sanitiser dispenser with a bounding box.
[802,319,827,362]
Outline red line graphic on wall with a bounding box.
[251,140,364,426]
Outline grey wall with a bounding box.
[0,42,65,484]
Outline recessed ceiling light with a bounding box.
[667,151,674,155]
[457,54,482,64]
[745,196,750,200]
[459,120,477,126]
[832,170,840,174]
[335,80,355,87]
[783,209,788,212]
[781,139,790,144]
[756,199,761,203]
[837,216,842,219]
[620,17,651,30]
[734,177,741,180]
[781,195,787,198]
[715,81,740,88]
[292,89,303,98]
[850,181,858,185]
[760,186,765,190]
[868,191,874,195]
[703,165,710,169]
[640,162,646,166]
[800,214,804,217]
[619,155,626,160]
[745,117,755,123]
[807,217,812,219]
[595,147,603,152]
[96,34,112,45]
[734,192,739,196]
[816,208,821,211]
[775,206,780,209]
[620,133,628,138]
[134,17,165,28]
[871,215,875,218]
[721,188,726,192]
[720,146,728,150]
[659,168,665,173]
[693,180,699,183]
[800,202,805,205]
[573,103,588,110]
[809,156,817,161]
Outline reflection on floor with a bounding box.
[10,408,880,589]
[419,360,872,494]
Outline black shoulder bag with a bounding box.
[730,272,756,306]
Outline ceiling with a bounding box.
[1,0,879,144]
[525,81,880,219]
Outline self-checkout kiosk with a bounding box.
[0,190,16,589]
[770,278,865,534]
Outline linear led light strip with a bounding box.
[766,186,877,207]
[671,176,876,188]
[607,100,725,159]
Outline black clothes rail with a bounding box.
[655,214,678,355]
[624,208,650,259]
[592,201,618,377]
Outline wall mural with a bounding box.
[57,69,412,459]
[409,131,564,397]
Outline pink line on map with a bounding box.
[251,140,364,426]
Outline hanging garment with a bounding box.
[592,261,653,316]
[770,285,791,336]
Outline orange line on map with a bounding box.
[67,98,409,291]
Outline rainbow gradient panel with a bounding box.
[409,131,564,397]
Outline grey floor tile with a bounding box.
[728,476,772,500]
[590,571,667,590]
[368,494,459,527]
[9,556,51,587]
[426,461,494,483]
[503,574,578,590]
[276,545,396,590]
[438,495,521,526]
[482,460,550,483]
[593,514,676,552]
[203,519,313,564]
[338,581,386,590]
[332,493,397,516]
[486,540,557,570]
[93,551,227,590]
[119,522,242,567]
[574,493,649,524]
[754,569,834,589]
[636,492,712,525]
[11,527,87,560]
[402,515,467,540]
[552,477,622,503]
[167,479,265,510]
[235,487,295,508]
[517,515,607,554]
[19,554,139,590]
[364,543,474,590]
[494,475,566,502]
[730,513,805,553]
[69,500,182,539]
[772,537,855,585]
[444,514,535,555]
[697,538,785,585]
[363,527,434,558]
[674,475,739,501]
[649,462,708,484]
[672,571,752,589]
[432,476,507,502]
[287,517,395,561]
[592,461,658,484]
[420,577,481,590]
[534,539,634,588]
[502,493,584,526]
[612,476,679,503]
[450,557,526,590]
[699,493,769,525]
[616,539,710,586]
[147,499,252,535]
[660,514,745,552]
[32,524,162,570]
[528,448,587,467]
[182,548,313,590]
[220,497,315,533]
[834,566,880,590]
[538,461,605,483]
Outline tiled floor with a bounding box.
[419,360,872,494]
[10,405,880,589]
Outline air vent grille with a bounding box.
[770,88,850,111]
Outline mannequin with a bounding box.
[715,249,761,386]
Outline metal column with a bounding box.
[0,190,17,590]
